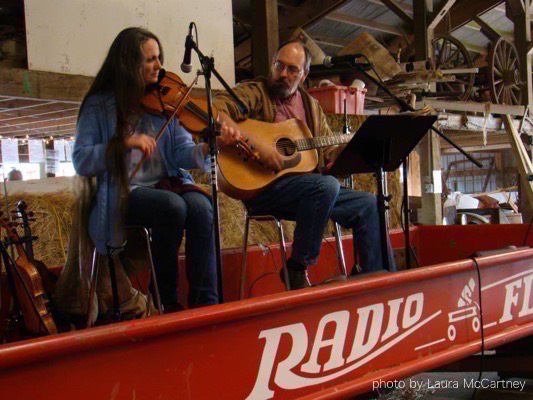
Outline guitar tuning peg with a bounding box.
[245,138,249,143]
[28,211,35,217]
[29,218,36,222]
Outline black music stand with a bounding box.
[328,114,437,271]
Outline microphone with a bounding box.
[180,22,194,73]
[323,54,372,70]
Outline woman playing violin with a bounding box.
[73,27,240,311]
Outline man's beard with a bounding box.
[268,78,293,99]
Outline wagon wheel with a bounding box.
[433,35,475,101]
[487,36,522,105]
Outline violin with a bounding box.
[131,70,257,179]
[14,201,57,296]
[142,70,218,134]
[0,212,57,335]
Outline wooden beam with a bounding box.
[420,99,526,116]
[413,0,430,60]
[0,67,92,102]
[472,16,502,42]
[428,0,457,31]
[442,144,511,153]
[435,0,504,35]
[326,12,404,35]
[380,0,413,26]
[251,0,279,78]
[439,129,511,149]
[506,0,526,20]
[312,36,351,48]
[279,0,351,41]
[368,0,412,14]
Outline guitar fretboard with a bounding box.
[295,132,354,151]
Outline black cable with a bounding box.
[470,257,485,400]
[246,243,279,298]
[523,215,533,247]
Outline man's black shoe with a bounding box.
[287,268,311,290]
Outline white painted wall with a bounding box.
[24,0,235,88]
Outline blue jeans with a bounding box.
[245,174,395,272]
[126,187,218,306]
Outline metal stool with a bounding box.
[86,226,163,327]
[240,208,347,299]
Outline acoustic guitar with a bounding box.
[217,118,354,200]
[0,212,57,335]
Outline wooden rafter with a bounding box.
[435,0,504,35]
[428,0,457,31]
[473,16,502,42]
[380,0,413,26]
[0,68,92,102]
[325,11,403,35]
[312,36,351,49]
[279,0,351,40]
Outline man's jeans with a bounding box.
[126,187,218,306]
[245,174,395,272]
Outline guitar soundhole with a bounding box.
[276,138,296,156]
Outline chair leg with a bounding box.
[276,218,290,291]
[86,247,99,328]
[138,227,163,315]
[334,222,347,276]
[240,214,251,300]
[106,248,123,321]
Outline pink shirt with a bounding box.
[273,90,307,124]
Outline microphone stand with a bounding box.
[349,61,482,269]
[189,35,248,303]
[342,99,353,189]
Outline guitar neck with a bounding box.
[295,132,354,151]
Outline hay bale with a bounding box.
[0,186,293,268]
[0,192,74,267]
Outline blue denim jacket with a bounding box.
[73,92,209,254]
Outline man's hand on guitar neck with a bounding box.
[216,111,283,173]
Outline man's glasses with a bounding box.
[273,61,303,76]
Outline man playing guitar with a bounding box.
[214,41,395,289]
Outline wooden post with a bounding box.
[251,0,279,78]
[417,130,443,225]
[413,0,431,60]
[413,0,442,224]
[506,0,532,106]
[502,115,533,208]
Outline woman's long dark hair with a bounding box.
[77,27,164,246]
[81,27,164,193]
